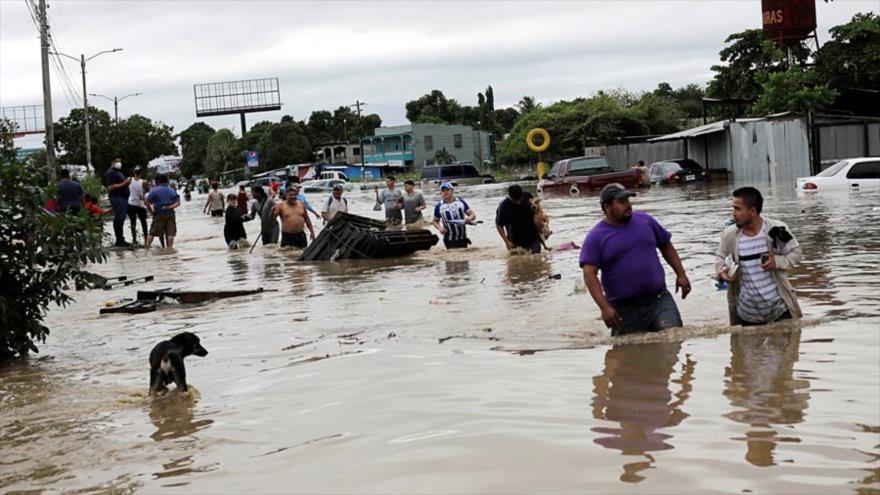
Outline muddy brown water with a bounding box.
[1,181,878,493]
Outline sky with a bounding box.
[1,0,875,148]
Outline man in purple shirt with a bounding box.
[580,183,691,336]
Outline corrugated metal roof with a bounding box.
[649,118,765,142]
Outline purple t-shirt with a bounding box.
[579,211,671,306]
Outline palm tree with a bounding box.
[517,96,541,114]
[434,147,457,165]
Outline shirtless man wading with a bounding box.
[272,186,316,249]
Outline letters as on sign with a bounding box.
[763,9,784,25]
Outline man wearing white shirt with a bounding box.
[321,184,348,223]
[127,167,148,246]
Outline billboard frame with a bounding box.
[0,104,45,137]
[193,77,282,118]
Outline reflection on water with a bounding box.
[724,328,810,467]
[149,390,213,442]
[590,341,695,483]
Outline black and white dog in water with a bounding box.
[149,332,208,395]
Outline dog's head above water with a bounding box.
[170,332,209,357]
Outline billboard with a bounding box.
[193,78,282,117]
[761,0,817,45]
[0,105,45,136]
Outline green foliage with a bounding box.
[406,90,464,124]
[79,174,104,199]
[257,120,312,170]
[434,148,457,165]
[517,96,541,115]
[304,107,382,145]
[816,12,880,89]
[204,129,242,178]
[53,107,177,175]
[707,29,794,100]
[178,122,215,178]
[1,118,16,163]
[653,83,706,119]
[0,159,107,360]
[497,91,683,166]
[750,68,839,115]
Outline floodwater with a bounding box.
[1,180,878,494]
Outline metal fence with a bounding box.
[817,123,880,165]
[584,141,686,170]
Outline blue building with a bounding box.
[361,123,493,172]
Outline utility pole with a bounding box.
[52,48,122,173]
[38,0,56,181]
[350,100,366,182]
[90,92,143,122]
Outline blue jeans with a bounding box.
[109,195,129,244]
[612,288,683,336]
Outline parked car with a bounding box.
[538,155,641,196]
[300,179,358,193]
[796,158,880,192]
[420,163,494,186]
[648,159,708,185]
[317,170,350,182]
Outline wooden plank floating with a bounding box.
[299,212,438,261]
[99,299,157,315]
[100,288,268,314]
[136,288,266,304]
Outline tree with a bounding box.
[204,129,242,178]
[750,68,839,115]
[1,120,107,359]
[242,121,274,151]
[306,110,336,144]
[177,122,215,178]
[257,120,312,169]
[361,114,382,137]
[405,90,463,124]
[434,148,457,165]
[54,106,114,168]
[817,12,880,89]
[53,107,177,175]
[494,107,520,135]
[114,114,177,167]
[707,29,789,100]
[0,118,16,163]
[517,96,541,115]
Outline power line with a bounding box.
[22,0,79,107]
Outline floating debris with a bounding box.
[299,212,438,261]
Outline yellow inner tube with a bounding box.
[526,128,550,152]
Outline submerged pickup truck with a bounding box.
[537,155,641,196]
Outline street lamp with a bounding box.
[89,92,142,122]
[50,48,123,172]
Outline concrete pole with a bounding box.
[80,54,93,172]
[38,0,56,180]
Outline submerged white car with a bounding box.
[796,158,880,191]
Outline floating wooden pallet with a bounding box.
[299,212,438,261]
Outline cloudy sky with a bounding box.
[1,0,874,145]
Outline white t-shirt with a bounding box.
[322,195,348,221]
[128,178,145,207]
[736,224,786,323]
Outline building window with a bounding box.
[353,148,360,156]
[424,136,433,152]
[453,134,462,148]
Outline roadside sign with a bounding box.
[246,151,259,168]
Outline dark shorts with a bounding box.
[211,209,224,217]
[611,288,683,336]
[149,214,177,238]
[280,231,307,248]
[443,237,471,250]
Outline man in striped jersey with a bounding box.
[716,187,803,325]
[432,182,476,249]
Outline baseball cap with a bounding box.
[440,181,454,190]
[599,183,635,204]
[291,182,302,190]
[332,183,343,190]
